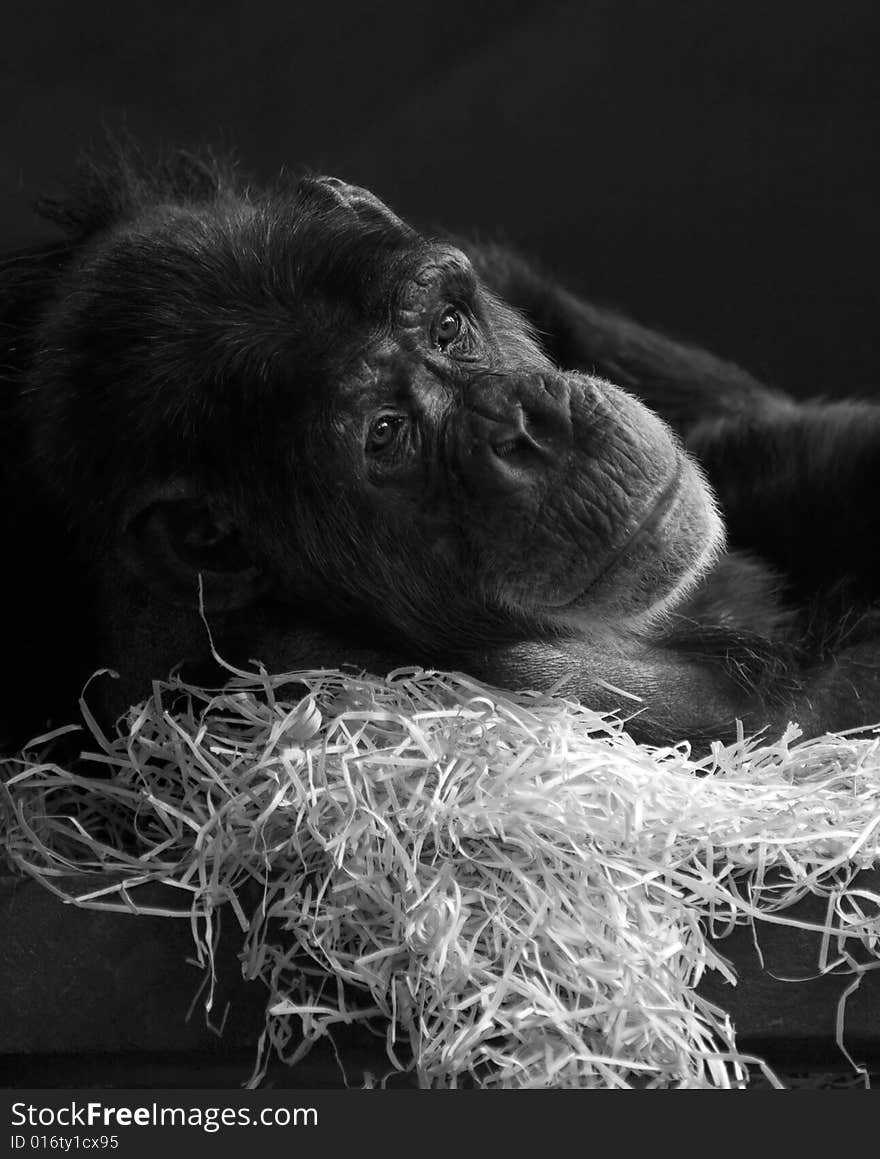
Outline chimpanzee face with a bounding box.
[276,180,723,641]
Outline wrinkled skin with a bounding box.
[2,150,880,753]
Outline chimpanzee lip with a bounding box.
[552,456,686,609]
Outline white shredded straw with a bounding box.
[2,665,880,1089]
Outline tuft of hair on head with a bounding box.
[34,132,243,241]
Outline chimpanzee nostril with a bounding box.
[490,426,551,463]
[492,435,524,459]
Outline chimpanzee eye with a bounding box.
[434,306,463,350]
[366,413,406,453]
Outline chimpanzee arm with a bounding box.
[464,241,793,436]
[212,610,753,746]
[216,609,778,747]
[458,636,758,746]
[460,632,880,748]
[216,585,879,746]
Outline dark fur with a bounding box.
[2,145,880,752]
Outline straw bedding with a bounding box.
[3,661,880,1089]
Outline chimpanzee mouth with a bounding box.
[550,456,688,611]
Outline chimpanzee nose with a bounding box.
[461,374,573,491]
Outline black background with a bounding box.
[1,0,877,399]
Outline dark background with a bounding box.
[2,0,877,399]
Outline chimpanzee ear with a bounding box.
[119,481,268,611]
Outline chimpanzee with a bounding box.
[1,146,879,753]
